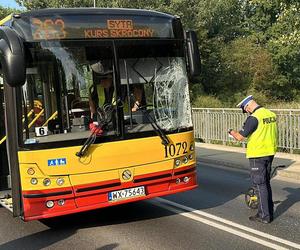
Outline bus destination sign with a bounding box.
[30,15,172,40]
[85,19,154,38]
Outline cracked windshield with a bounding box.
[21,41,192,146]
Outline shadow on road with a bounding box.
[0,227,75,250]
[0,200,169,249]
[39,199,176,230]
[274,187,300,218]
[97,243,119,250]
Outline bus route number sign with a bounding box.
[31,18,67,40]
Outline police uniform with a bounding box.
[90,61,116,121]
[90,61,142,118]
[237,96,277,223]
[90,82,114,107]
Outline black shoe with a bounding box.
[249,214,271,224]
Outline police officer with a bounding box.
[229,95,277,224]
[89,60,143,117]
[89,61,114,120]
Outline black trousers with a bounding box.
[249,155,274,220]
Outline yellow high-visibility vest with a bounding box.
[246,108,278,158]
[95,85,129,112]
[95,84,106,107]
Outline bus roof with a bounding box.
[10,8,181,41]
[20,8,175,19]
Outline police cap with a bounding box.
[236,95,253,113]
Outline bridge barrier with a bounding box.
[192,108,300,154]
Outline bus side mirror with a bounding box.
[0,27,26,87]
[186,30,201,82]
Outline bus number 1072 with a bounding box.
[164,142,188,158]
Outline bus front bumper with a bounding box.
[22,165,197,221]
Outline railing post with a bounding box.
[222,109,225,145]
[206,109,210,144]
[290,110,293,154]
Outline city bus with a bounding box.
[0,8,200,221]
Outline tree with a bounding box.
[194,0,246,96]
[16,0,166,10]
[267,2,300,100]
[220,37,278,103]
[15,0,199,29]
[243,0,282,43]
[0,6,19,20]
[242,0,300,100]
[16,0,95,9]
[11,0,300,104]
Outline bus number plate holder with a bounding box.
[108,186,145,202]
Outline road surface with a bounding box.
[0,161,299,250]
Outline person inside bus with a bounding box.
[131,85,144,112]
[89,61,144,120]
[89,70,114,120]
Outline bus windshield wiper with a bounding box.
[137,105,170,146]
[75,126,100,158]
[76,105,113,158]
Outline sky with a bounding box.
[0,0,22,9]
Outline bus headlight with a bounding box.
[190,144,194,151]
[174,159,181,167]
[30,178,38,185]
[46,200,54,208]
[56,178,65,186]
[43,178,51,186]
[57,199,65,206]
[183,156,188,164]
[189,154,193,160]
[183,176,190,183]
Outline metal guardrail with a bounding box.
[192,108,300,153]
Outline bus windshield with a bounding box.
[20,40,192,148]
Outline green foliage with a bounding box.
[200,0,300,106]
[267,2,300,100]
[190,83,204,103]
[195,0,247,97]
[0,6,19,20]
[2,0,299,108]
[16,0,97,9]
[269,101,300,109]
[243,0,300,102]
[192,95,223,108]
[219,38,277,101]
[197,0,245,41]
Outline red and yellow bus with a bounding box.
[0,8,200,221]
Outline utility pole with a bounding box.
[94,0,96,8]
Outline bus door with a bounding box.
[0,75,12,209]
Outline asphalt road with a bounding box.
[0,162,300,250]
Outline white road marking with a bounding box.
[152,198,300,250]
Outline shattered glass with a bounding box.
[154,58,192,130]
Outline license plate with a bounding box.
[108,186,145,202]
